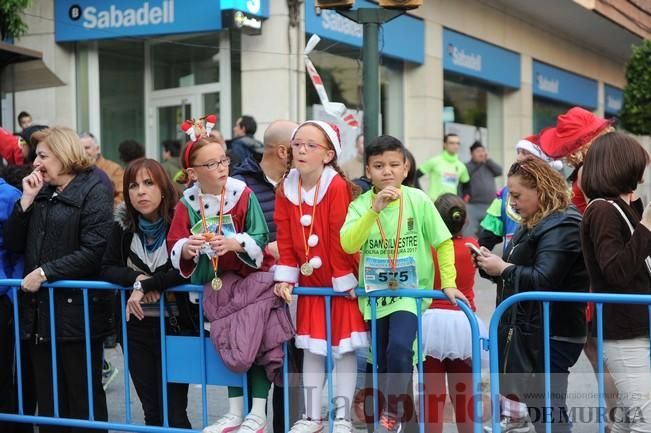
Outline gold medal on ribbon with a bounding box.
[211,276,223,291]
[387,279,399,290]
[300,262,314,276]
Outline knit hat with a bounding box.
[539,107,611,159]
[291,120,342,158]
[0,128,25,165]
[516,136,563,171]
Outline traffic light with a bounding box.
[378,0,422,9]
[315,0,355,9]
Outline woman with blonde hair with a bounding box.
[477,157,589,433]
[6,127,114,433]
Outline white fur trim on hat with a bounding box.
[515,139,563,171]
[291,120,342,157]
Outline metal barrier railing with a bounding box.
[487,291,651,433]
[0,279,485,432]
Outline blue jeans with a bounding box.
[529,339,584,433]
[369,310,418,419]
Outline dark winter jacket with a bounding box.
[581,197,651,340]
[203,271,294,384]
[498,207,589,341]
[230,136,264,166]
[100,204,196,331]
[5,169,113,342]
[231,158,277,241]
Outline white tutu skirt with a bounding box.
[421,308,489,368]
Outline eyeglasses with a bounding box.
[290,141,329,153]
[191,157,231,170]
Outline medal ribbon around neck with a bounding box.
[199,189,226,286]
[375,193,404,274]
[298,176,322,274]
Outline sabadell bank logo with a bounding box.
[447,44,481,72]
[536,73,560,94]
[68,1,175,29]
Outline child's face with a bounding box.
[366,150,408,190]
[291,125,335,175]
[187,143,229,193]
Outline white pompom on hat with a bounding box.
[291,120,342,158]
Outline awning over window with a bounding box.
[0,41,65,92]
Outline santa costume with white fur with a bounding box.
[274,120,368,357]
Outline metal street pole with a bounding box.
[338,8,403,146]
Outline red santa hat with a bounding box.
[0,127,25,166]
[539,107,612,159]
[291,120,342,158]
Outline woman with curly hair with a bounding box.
[476,157,590,433]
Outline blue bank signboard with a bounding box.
[304,0,425,64]
[604,84,623,115]
[55,0,270,42]
[442,29,520,89]
[532,60,597,109]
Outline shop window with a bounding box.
[305,51,402,137]
[443,75,503,165]
[152,34,220,90]
[98,39,145,163]
[533,97,572,133]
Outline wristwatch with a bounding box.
[133,280,143,292]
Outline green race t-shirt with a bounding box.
[341,186,452,320]
[420,151,469,200]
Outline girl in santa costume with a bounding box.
[273,121,369,433]
[167,116,275,433]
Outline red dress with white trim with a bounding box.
[274,166,368,357]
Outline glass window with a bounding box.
[152,34,220,90]
[98,39,145,163]
[533,97,572,132]
[305,51,401,135]
[443,75,503,165]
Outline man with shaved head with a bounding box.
[231,119,296,256]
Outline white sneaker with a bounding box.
[332,418,353,433]
[203,413,244,433]
[288,417,324,433]
[237,413,267,433]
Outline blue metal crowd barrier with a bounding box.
[487,291,651,433]
[0,279,486,433]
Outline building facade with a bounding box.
[1,0,648,196]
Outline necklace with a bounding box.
[298,177,321,276]
[199,189,226,290]
[375,194,404,290]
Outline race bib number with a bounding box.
[190,215,236,257]
[441,171,459,188]
[364,256,418,293]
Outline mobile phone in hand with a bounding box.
[465,242,482,256]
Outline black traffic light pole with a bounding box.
[337,8,403,145]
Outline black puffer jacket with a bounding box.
[5,169,113,342]
[231,157,277,241]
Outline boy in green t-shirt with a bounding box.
[340,135,467,433]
